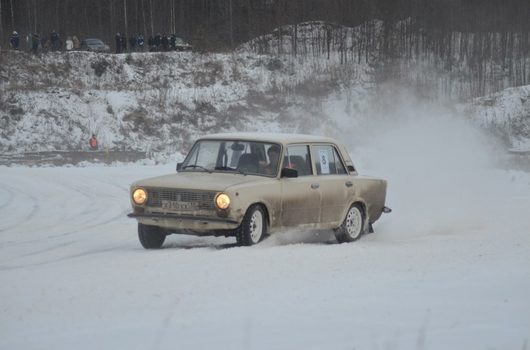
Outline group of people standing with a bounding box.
[115,32,189,53]
[9,30,80,54]
[115,32,144,53]
[8,30,190,54]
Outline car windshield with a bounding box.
[181,140,281,177]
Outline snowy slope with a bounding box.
[2,51,530,164]
[0,47,370,158]
[462,85,530,151]
[2,20,530,162]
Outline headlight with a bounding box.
[132,188,147,205]
[215,193,230,210]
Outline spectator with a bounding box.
[32,32,40,55]
[170,34,177,51]
[154,33,162,51]
[161,34,169,51]
[9,31,20,50]
[26,33,32,51]
[137,33,145,51]
[120,35,127,52]
[42,37,51,52]
[65,36,73,51]
[72,35,80,50]
[148,36,155,51]
[50,30,61,51]
[115,32,122,53]
[89,134,98,150]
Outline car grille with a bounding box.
[146,188,216,211]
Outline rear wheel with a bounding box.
[138,223,166,249]
[335,203,364,243]
[236,205,266,246]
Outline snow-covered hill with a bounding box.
[462,85,530,151]
[0,47,370,160]
[1,21,529,164]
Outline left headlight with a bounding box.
[215,193,230,210]
[132,188,148,205]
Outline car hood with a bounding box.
[132,171,266,191]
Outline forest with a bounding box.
[1,0,529,99]
[1,0,529,51]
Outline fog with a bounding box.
[316,85,529,243]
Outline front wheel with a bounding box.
[335,203,365,243]
[236,205,266,246]
[138,223,166,249]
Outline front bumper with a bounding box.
[127,212,240,231]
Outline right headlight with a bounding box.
[215,193,230,210]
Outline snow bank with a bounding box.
[462,85,530,151]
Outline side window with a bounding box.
[284,145,312,176]
[333,148,347,174]
[313,145,347,175]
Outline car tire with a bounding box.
[236,205,266,246]
[138,223,166,249]
[335,203,365,243]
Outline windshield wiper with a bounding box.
[215,166,246,175]
[182,165,212,173]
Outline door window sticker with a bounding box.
[319,149,330,174]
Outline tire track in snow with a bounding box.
[0,244,130,271]
[0,173,129,247]
[0,184,15,210]
[0,185,40,235]
[0,171,133,265]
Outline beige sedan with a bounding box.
[128,133,390,248]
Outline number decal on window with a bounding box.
[319,149,330,174]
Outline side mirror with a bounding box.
[347,165,355,173]
[176,162,183,171]
[281,167,298,178]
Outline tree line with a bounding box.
[1,0,528,98]
[1,0,529,51]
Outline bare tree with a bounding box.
[9,0,14,30]
[123,0,128,43]
[0,0,3,45]
[149,0,154,36]
[140,0,147,36]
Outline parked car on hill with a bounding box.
[174,37,192,51]
[80,38,110,52]
[128,133,390,248]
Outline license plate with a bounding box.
[161,200,196,211]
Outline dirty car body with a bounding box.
[128,133,390,248]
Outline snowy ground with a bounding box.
[1,105,530,350]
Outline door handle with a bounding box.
[311,183,320,189]
[345,181,353,187]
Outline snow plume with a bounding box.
[316,83,527,241]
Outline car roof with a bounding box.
[199,132,340,145]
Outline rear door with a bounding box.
[280,145,321,227]
[311,144,353,225]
